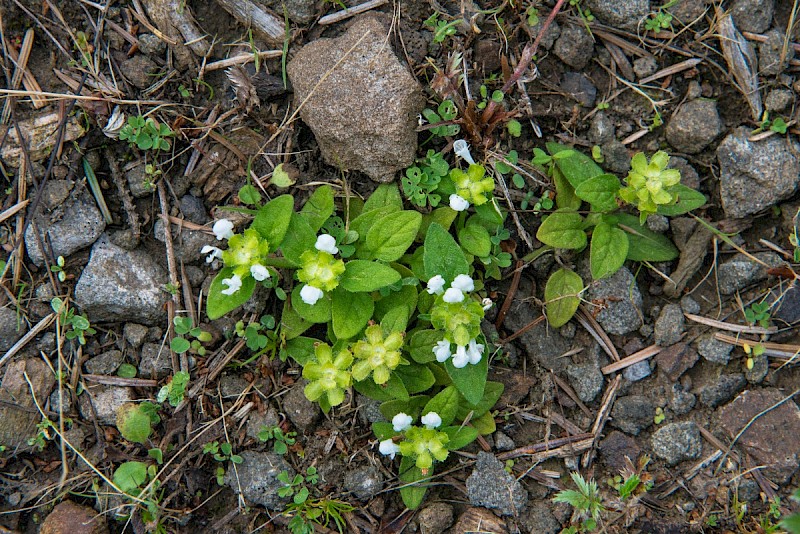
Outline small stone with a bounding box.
[760,30,794,76]
[527,19,561,51]
[79,385,135,425]
[139,343,172,379]
[566,363,604,403]
[504,308,571,372]
[560,72,597,107]
[356,394,384,425]
[417,502,455,534]
[123,323,148,349]
[283,380,320,432]
[179,194,208,225]
[680,296,700,315]
[716,252,782,295]
[452,507,508,534]
[343,466,384,501]
[668,157,700,190]
[587,267,643,335]
[646,214,670,233]
[633,56,658,79]
[49,388,72,414]
[623,360,652,382]
[654,304,685,347]
[125,163,155,198]
[588,111,615,145]
[610,395,655,435]
[599,430,643,472]
[494,431,516,452]
[669,385,696,415]
[154,219,210,264]
[466,452,528,516]
[287,17,423,182]
[224,451,294,510]
[665,99,722,154]
[744,351,769,383]
[602,140,631,174]
[40,500,108,534]
[0,306,25,352]
[137,33,166,56]
[651,421,702,465]
[765,89,794,113]
[696,335,734,365]
[773,283,800,324]
[585,0,650,30]
[519,502,562,534]
[120,54,159,89]
[717,127,800,219]
[0,359,56,450]
[219,375,249,399]
[669,0,709,23]
[699,374,747,408]
[553,25,594,70]
[656,343,698,382]
[737,478,760,503]
[282,0,316,23]
[246,407,281,440]
[731,0,774,33]
[718,388,800,483]
[84,350,124,375]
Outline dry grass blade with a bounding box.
[716,9,762,121]
[576,306,620,361]
[319,0,388,25]
[497,433,594,460]
[82,375,159,387]
[0,313,55,369]
[714,332,800,361]
[226,65,260,114]
[582,374,621,468]
[601,345,661,375]
[0,199,29,224]
[202,50,282,73]
[639,58,703,84]
[685,313,776,334]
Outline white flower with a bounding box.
[201,245,223,264]
[221,274,242,295]
[421,412,442,429]
[433,340,452,362]
[451,274,474,293]
[392,412,413,432]
[426,275,446,295]
[250,264,270,281]
[379,438,400,460]
[449,194,469,212]
[442,287,464,303]
[315,234,338,255]
[299,285,324,305]
[453,139,476,165]
[467,339,484,365]
[482,297,493,311]
[452,344,469,368]
[212,219,234,241]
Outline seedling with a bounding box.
[423,12,460,43]
[554,472,605,531]
[118,116,174,151]
[742,342,765,370]
[278,467,318,504]
[50,256,66,282]
[203,440,243,485]
[157,371,190,407]
[51,297,96,345]
[171,316,212,355]
[744,301,771,328]
[258,425,296,455]
[421,100,460,137]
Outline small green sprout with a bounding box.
[171,316,212,355]
[423,13,460,43]
[51,297,96,345]
[553,472,605,529]
[744,301,771,328]
[157,371,190,407]
[119,116,174,151]
[258,425,297,455]
[50,256,66,282]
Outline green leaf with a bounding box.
[363,183,403,213]
[350,206,396,244]
[379,396,430,422]
[116,404,152,444]
[780,513,800,534]
[394,364,435,395]
[280,212,316,266]
[544,268,583,327]
[419,207,458,240]
[554,167,582,210]
[424,223,469,283]
[113,461,148,494]
[614,213,678,261]
[548,142,604,188]
[458,224,492,257]
[270,163,295,188]
[252,195,294,250]
[399,456,428,509]
[284,336,318,366]
[473,197,505,225]
[354,372,409,401]
[280,299,311,340]
[372,422,396,440]
[170,337,191,354]
[656,185,706,216]
[339,260,401,292]
[536,210,587,249]
[366,211,422,262]
[422,386,459,427]
[331,287,373,339]
[470,410,496,435]
[117,363,137,378]
[575,174,621,212]
[445,353,488,405]
[380,305,409,334]
[290,285,331,323]
[442,425,479,450]
[300,185,335,232]
[455,381,504,421]
[238,184,262,206]
[590,222,629,280]
[206,268,256,320]
[408,329,445,364]
[374,283,418,321]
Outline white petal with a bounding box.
[221,274,242,295]
[467,339,484,365]
[201,245,223,264]
[442,287,464,303]
[433,340,452,363]
[451,274,475,293]
[250,264,270,281]
[315,234,339,255]
[392,412,413,432]
[212,219,235,241]
[426,275,445,295]
[452,345,469,368]
[379,439,400,459]
[449,194,469,212]
[421,412,442,429]
[482,297,493,311]
[299,285,324,305]
[453,139,476,165]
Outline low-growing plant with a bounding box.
[51,297,96,345]
[278,466,318,504]
[421,99,460,137]
[285,497,354,534]
[157,371,190,407]
[118,115,174,151]
[116,402,161,444]
[744,301,771,328]
[403,150,450,208]
[111,460,166,534]
[203,440,243,485]
[50,255,67,282]
[171,316,212,355]
[258,425,296,455]
[423,12,460,43]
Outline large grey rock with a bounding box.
[553,24,594,70]
[74,235,168,324]
[224,451,294,510]
[716,252,782,295]
[731,0,774,33]
[699,373,747,408]
[466,452,528,516]
[665,99,722,154]
[717,127,800,219]
[0,306,25,352]
[24,182,105,266]
[287,17,423,182]
[587,267,643,335]
[585,0,650,30]
[651,421,702,465]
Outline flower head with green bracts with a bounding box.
[351,324,407,385]
[449,164,494,209]
[618,151,682,221]
[297,245,345,305]
[397,422,449,472]
[210,227,271,295]
[302,343,353,412]
[428,274,486,368]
